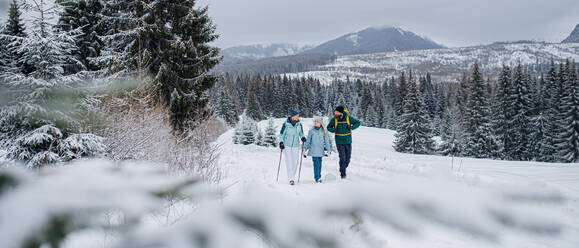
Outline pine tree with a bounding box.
[491,65,512,159]
[216,86,239,126]
[393,74,433,154]
[506,64,533,160]
[439,104,462,156]
[556,60,578,162]
[462,63,495,158]
[358,84,373,123]
[263,118,278,147]
[1,0,26,73]
[240,115,258,145]
[4,0,26,37]
[55,0,104,71]
[539,62,560,162]
[246,82,263,121]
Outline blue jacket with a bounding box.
[280,118,304,148]
[304,127,331,157]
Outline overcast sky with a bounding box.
[1,0,577,49]
[196,0,579,48]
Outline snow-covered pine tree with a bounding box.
[393,73,433,154]
[506,64,533,160]
[263,118,278,147]
[101,0,220,131]
[1,0,26,73]
[462,63,495,158]
[491,65,511,159]
[0,0,105,167]
[439,104,462,156]
[216,86,239,126]
[538,62,560,162]
[358,84,373,123]
[55,0,104,72]
[246,82,264,121]
[239,116,258,145]
[556,60,578,162]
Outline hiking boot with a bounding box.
[340,174,347,179]
[289,180,295,185]
[316,179,322,183]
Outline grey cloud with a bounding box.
[197,0,579,48]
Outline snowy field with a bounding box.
[1,118,578,248]
[217,118,579,248]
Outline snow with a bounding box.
[285,43,579,83]
[1,118,578,248]
[346,33,360,47]
[215,118,579,247]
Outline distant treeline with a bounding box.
[211,59,578,163]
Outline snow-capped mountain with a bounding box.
[301,26,445,56]
[221,43,313,63]
[287,42,579,84]
[562,24,579,43]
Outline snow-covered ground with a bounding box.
[2,118,578,248]
[286,43,579,84]
[217,118,579,248]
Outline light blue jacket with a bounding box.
[304,127,331,157]
[280,118,305,148]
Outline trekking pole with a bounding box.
[276,149,283,182]
[298,143,304,183]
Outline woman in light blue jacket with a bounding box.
[304,117,332,183]
[279,109,306,185]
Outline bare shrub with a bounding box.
[97,91,224,183]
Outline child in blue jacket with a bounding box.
[304,117,332,183]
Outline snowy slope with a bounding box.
[287,43,579,84]
[221,43,313,63]
[216,118,579,248]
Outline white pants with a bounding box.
[284,147,301,181]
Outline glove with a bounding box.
[303,154,307,158]
[301,137,307,142]
[347,125,352,131]
[279,142,285,150]
[324,152,329,157]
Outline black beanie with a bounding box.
[335,106,345,114]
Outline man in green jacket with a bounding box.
[327,106,361,179]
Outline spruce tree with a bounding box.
[263,118,278,147]
[507,64,533,160]
[216,86,239,126]
[246,83,263,121]
[55,0,104,71]
[393,75,433,154]
[462,63,494,158]
[492,65,512,159]
[539,62,559,162]
[556,60,578,162]
[4,0,26,37]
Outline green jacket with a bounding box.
[327,113,361,145]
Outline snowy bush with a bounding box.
[98,91,223,182]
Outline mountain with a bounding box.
[562,24,579,43]
[221,43,313,63]
[301,26,445,56]
[287,42,579,84]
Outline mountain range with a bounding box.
[221,26,444,63]
[302,26,444,56]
